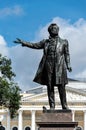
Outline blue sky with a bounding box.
[0,0,86,91]
[0,0,86,45]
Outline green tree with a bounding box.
[0,54,22,118]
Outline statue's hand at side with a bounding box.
[67,66,72,72]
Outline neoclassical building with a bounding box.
[0,80,86,130]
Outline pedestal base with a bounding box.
[36,110,78,130]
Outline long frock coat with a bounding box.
[22,36,71,86]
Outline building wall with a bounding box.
[0,110,85,129]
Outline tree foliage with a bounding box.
[0,54,22,118]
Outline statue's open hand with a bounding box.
[67,67,72,72]
[14,38,22,44]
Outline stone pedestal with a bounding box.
[36,110,78,130]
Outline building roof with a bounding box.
[21,80,86,106]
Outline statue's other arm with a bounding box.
[64,40,72,72]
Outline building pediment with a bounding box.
[21,86,86,104]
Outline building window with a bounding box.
[12,127,18,130]
[25,126,31,130]
[75,126,83,130]
[0,126,5,130]
[0,122,5,130]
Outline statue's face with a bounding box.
[50,25,59,36]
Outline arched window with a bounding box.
[76,126,83,130]
[25,126,31,130]
[0,126,5,130]
[12,127,18,130]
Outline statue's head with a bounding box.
[48,23,59,37]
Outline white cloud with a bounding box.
[1,17,86,91]
[0,35,9,56]
[37,17,86,79]
[0,5,24,17]
[8,45,42,91]
[75,70,86,79]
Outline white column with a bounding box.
[84,111,86,130]
[72,110,75,121]
[7,110,10,130]
[31,110,36,130]
[18,110,23,130]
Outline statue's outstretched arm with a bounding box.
[14,38,45,49]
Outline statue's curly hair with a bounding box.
[48,23,59,33]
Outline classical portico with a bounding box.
[1,107,86,130]
[0,80,86,130]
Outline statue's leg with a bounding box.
[58,85,69,109]
[45,60,55,109]
[47,85,55,109]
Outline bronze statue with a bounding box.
[14,23,72,110]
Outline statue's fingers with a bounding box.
[13,40,17,43]
[13,40,19,43]
[16,38,21,41]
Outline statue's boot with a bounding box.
[58,85,69,110]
